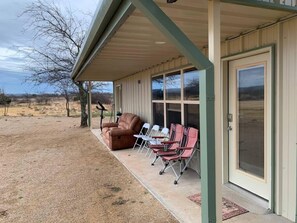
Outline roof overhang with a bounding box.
[71,0,296,82]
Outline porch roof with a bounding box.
[71,0,295,82]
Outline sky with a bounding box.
[0,0,110,95]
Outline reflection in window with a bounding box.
[153,103,164,126]
[166,72,181,100]
[238,66,264,101]
[238,65,265,178]
[166,103,181,128]
[152,76,164,100]
[184,68,199,100]
[184,104,199,128]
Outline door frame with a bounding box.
[221,45,276,210]
[115,84,122,116]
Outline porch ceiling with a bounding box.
[75,0,292,81]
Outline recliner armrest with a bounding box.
[102,123,118,128]
[110,129,134,136]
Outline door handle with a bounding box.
[227,126,232,131]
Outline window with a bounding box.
[184,68,199,100]
[184,104,199,128]
[152,67,200,128]
[153,103,164,126]
[166,104,181,128]
[165,72,181,100]
[152,75,164,100]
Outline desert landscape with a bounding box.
[0,97,177,223]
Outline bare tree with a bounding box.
[20,0,98,127]
[0,89,12,116]
[54,79,74,117]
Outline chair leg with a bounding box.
[151,154,159,166]
[159,160,179,177]
[137,140,145,153]
[132,137,141,150]
[140,140,149,153]
[159,161,169,175]
[174,151,197,184]
[148,150,153,158]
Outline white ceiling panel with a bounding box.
[78,0,292,81]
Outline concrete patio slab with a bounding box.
[92,129,293,223]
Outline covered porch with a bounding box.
[72,0,297,222]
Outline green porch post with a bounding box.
[199,67,216,223]
[129,0,216,222]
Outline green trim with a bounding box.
[270,44,276,213]
[72,1,135,80]
[221,44,276,60]
[75,0,135,81]
[222,0,297,12]
[129,1,216,222]
[199,68,216,223]
[72,0,120,79]
[295,143,297,223]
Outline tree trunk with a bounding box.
[4,104,8,116]
[66,100,70,117]
[77,81,88,127]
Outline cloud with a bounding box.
[0,46,32,72]
[0,0,102,94]
[0,69,56,94]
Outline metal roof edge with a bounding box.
[221,0,297,13]
[71,0,122,80]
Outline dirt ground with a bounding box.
[0,116,178,223]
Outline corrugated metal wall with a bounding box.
[222,17,297,221]
[115,57,191,123]
[280,18,297,220]
[114,16,297,221]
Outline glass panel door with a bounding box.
[238,66,265,178]
[228,53,271,201]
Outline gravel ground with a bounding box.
[0,116,178,223]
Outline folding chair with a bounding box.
[144,127,170,156]
[149,124,184,166]
[138,124,160,153]
[159,127,199,184]
[132,122,150,150]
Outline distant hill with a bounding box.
[239,85,264,101]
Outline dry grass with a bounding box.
[0,97,112,118]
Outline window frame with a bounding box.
[151,66,200,127]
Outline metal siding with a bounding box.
[281,18,297,221]
[114,66,156,122]
[261,26,278,45]
[222,18,297,221]
[228,37,242,54]
[112,17,297,221]
[243,31,259,50]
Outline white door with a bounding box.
[228,53,272,200]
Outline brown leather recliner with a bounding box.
[101,113,142,150]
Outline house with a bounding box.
[71,0,297,222]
